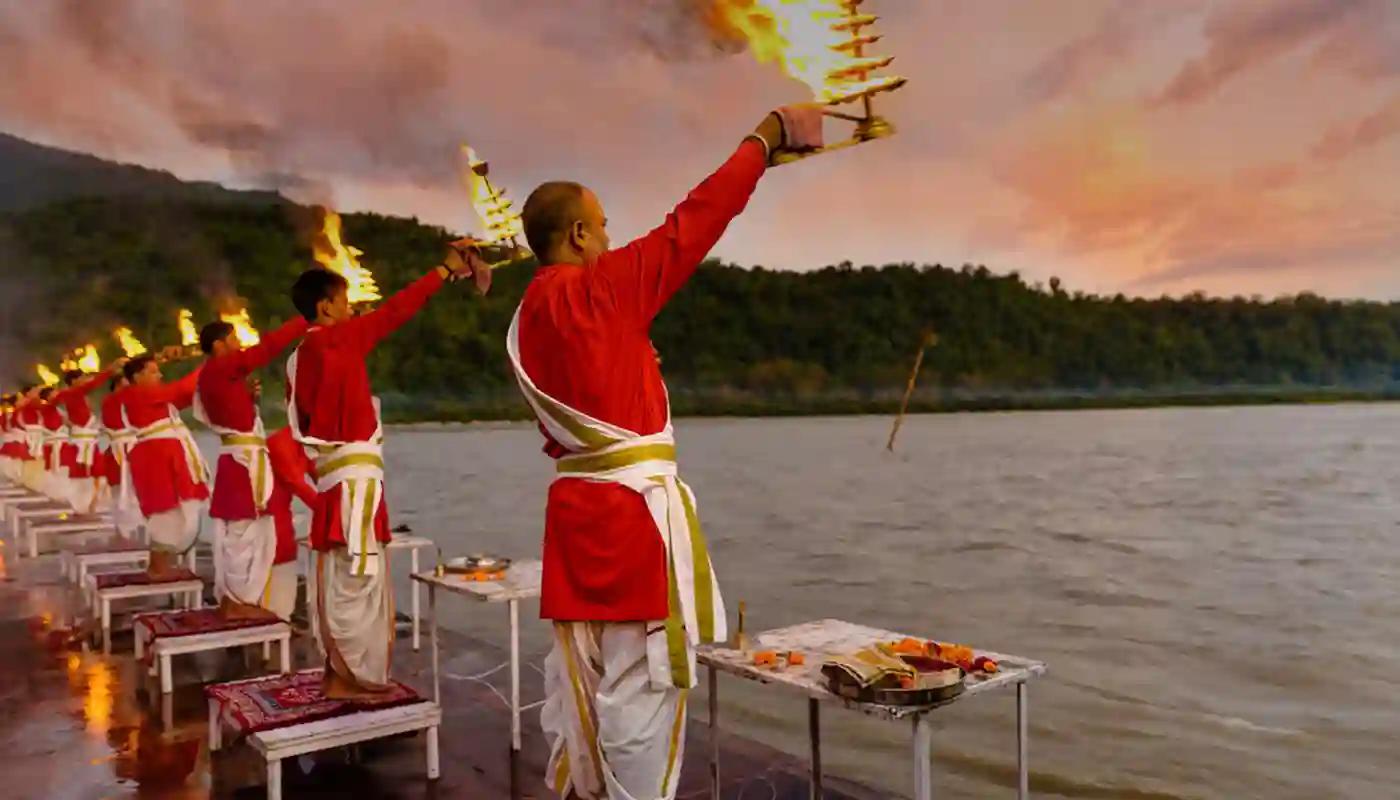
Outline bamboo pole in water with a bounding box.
[887,330,937,452]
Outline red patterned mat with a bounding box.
[135,608,280,640]
[94,568,199,589]
[206,669,422,734]
[67,539,146,556]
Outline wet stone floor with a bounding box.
[0,544,881,800]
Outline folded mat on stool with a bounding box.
[205,669,421,734]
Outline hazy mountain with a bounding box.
[0,131,281,211]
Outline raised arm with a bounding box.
[126,365,204,410]
[225,317,310,376]
[592,139,766,326]
[342,269,446,352]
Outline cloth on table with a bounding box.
[820,646,917,689]
[205,668,420,735]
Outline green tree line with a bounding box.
[2,195,1398,419]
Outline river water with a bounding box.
[282,404,1400,798]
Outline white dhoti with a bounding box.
[213,517,278,607]
[542,622,688,800]
[314,547,394,689]
[0,456,15,483]
[265,561,298,621]
[146,500,203,555]
[20,459,46,493]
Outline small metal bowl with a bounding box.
[441,555,512,576]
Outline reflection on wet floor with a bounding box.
[0,555,875,800]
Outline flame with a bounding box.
[77,345,101,373]
[60,352,79,372]
[177,309,198,347]
[311,208,382,304]
[459,144,524,246]
[220,307,261,347]
[36,364,60,387]
[113,327,147,357]
[711,0,903,104]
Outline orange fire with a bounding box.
[77,345,101,373]
[219,307,261,347]
[459,144,525,247]
[36,364,60,387]
[59,351,79,372]
[711,0,904,105]
[311,208,382,305]
[177,309,199,347]
[113,327,147,357]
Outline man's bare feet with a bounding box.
[145,550,179,578]
[217,595,274,621]
[321,667,391,702]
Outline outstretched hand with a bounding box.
[443,238,493,296]
[753,103,826,164]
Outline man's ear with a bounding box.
[568,220,585,250]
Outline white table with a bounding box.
[134,612,292,694]
[412,560,542,764]
[5,496,66,541]
[88,572,204,654]
[24,514,113,558]
[301,534,437,651]
[208,670,441,800]
[699,619,1047,800]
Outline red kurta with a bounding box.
[518,139,766,621]
[290,269,446,550]
[201,317,309,521]
[125,367,208,517]
[54,370,113,477]
[15,405,41,460]
[0,408,22,459]
[267,427,316,565]
[38,402,63,470]
[100,389,129,485]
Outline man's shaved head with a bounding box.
[522,181,586,260]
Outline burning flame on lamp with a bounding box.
[459,144,525,248]
[712,0,906,162]
[76,345,101,374]
[311,208,382,305]
[178,309,199,347]
[113,327,147,358]
[220,307,261,347]
[36,364,60,387]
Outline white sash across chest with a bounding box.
[286,344,387,577]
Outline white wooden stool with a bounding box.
[135,611,292,694]
[88,571,203,654]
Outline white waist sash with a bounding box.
[194,389,274,513]
[68,418,101,469]
[128,405,211,490]
[286,345,387,577]
[507,307,725,690]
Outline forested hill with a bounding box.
[3,193,1399,420]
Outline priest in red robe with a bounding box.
[99,372,142,537]
[510,106,823,800]
[122,351,209,575]
[53,364,123,513]
[195,316,308,618]
[287,249,489,699]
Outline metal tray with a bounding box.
[441,555,511,576]
[822,661,966,707]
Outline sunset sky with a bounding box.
[1,0,1397,299]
